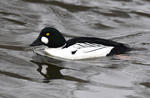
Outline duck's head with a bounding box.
[30,27,66,48]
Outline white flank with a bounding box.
[44,43,114,60]
[41,37,49,44]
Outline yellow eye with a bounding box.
[46,33,50,36]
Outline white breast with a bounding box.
[44,43,114,60]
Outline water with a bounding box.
[0,0,150,98]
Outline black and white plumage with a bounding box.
[30,27,131,60]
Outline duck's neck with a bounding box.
[47,37,66,48]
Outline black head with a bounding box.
[30,27,66,48]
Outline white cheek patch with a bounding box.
[41,37,49,44]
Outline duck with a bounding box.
[30,27,131,60]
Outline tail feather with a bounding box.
[107,44,132,56]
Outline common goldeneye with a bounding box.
[30,27,131,60]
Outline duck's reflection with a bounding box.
[37,63,63,79]
[31,61,64,82]
[31,54,88,83]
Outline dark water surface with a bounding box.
[0,0,150,98]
